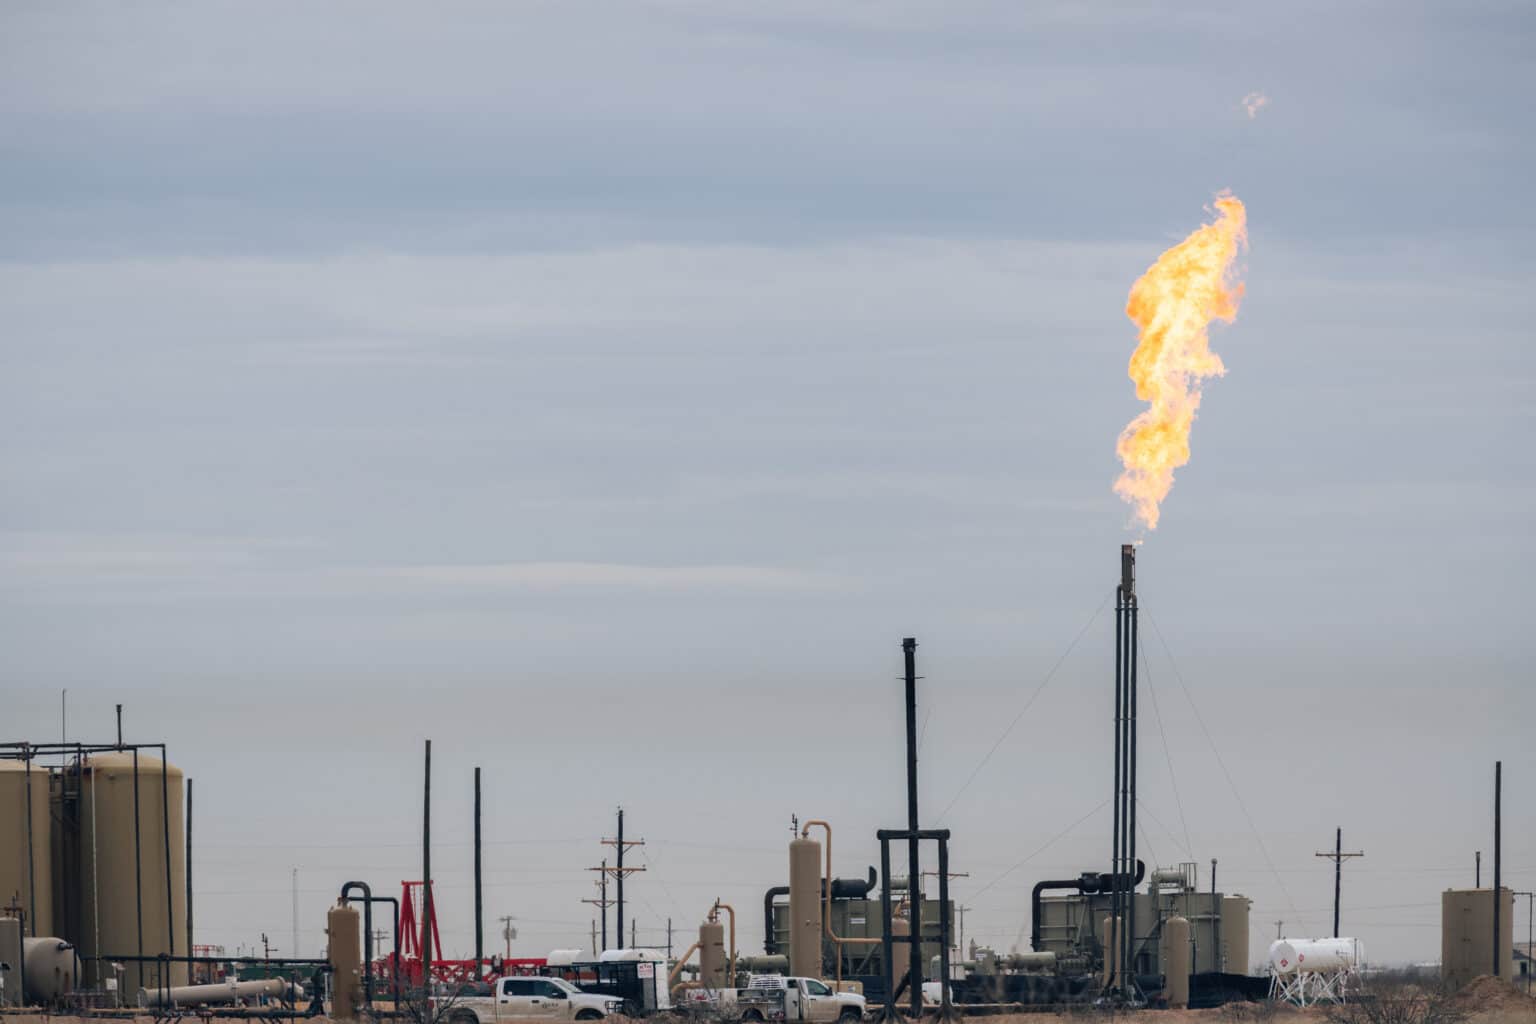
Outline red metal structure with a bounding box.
[387,880,546,988]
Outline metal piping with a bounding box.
[1029,862,1144,953]
[800,820,879,988]
[340,882,376,1006]
[762,886,788,954]
[666,941,701,989]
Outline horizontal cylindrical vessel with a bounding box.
[1267,938,1361,975]
[138,978,299,1008]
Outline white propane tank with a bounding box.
[546,949,587,966]
[1268,938,1362,975]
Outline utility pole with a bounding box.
[1477,851,1482,888]
[584,861,615,950]
[902,637,923,1022]
[422,739,433,994]
[600,809,645,951]
[922,870,969,958]
[499,915,517,958]
[1314,828,1364,937]
[631,919,637,948]
[1275,920,1283,940]
[667,918,673,960]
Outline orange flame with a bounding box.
[1114,194,1248,531]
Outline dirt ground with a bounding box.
[3,978,1532,1024]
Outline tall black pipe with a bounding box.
[1126,572,1138,990]
[422,740,432,987]
[474,766,483,977]
[1111,573,1124,993]
[186,778,194,958]
[616,809,626,952]
[902,637,921,1021]
[132,747,146,986]
[159,744,174,964]
[1493,760,1502,976]
[763,886,789,954]
[24,746,36,937]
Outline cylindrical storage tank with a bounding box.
[21,937,81,1004]
[1162,917,1190,1009]
[327,902,363,1020]
[1442,888,1514,991]
[0,917,22,1007]
[1267,937,1360,976]
[699,920,727,990]
[788,838,822,979]
[0,761,53,938]
[1220,896,1250,974]
[77,752,188,991]
[891,913,911,986]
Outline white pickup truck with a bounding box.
[446,976,624,1022]
[735,975,865,1023]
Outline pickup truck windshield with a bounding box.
[804,981,832,996]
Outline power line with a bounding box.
[1143,605,1314,935]
[1138,630,1194,860]
[937,593,1113,823]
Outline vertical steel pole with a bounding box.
[600,860,609,952]
[1127,583,1139,996]
[422,740,432,992]
[617,808,625,951]
[161,747,175,962]
[1111,580,1123,994]
[1493,761,1501,977]
[23,747,36,937]
[132,747,145,989]
[1333,828,1342,938]
[474,767,484,977]
[903,638,922,1021]
[186,778,194,957]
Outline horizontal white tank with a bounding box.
[598,948,665,962]
[1268,938,1362,975]
[546,949,589,966]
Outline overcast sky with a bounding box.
[2,1,1532,968]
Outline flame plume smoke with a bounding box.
[1114,194,1248,531]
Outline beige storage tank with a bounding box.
[0,916,21,1007]
[1442,888,1514,991]
[788,837,822,979]
[891,912,911,985]
[21,937,80,1004]
[1220,895,1250,974]
[327,902,362,1019]
[1162,917,1190,1008]
[77,752,188,991]
[0,760,53,938]
[698,920,727,990]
